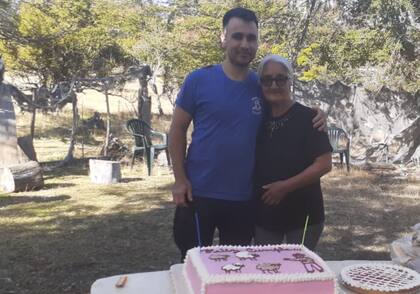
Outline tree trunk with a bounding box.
[30,108,36,139]
[31,89,36,139]
[63,93,78,163]
[138,75,151,126]
[89,159,121,184]
[104,87,111,157]
[17,135,37,161]
[0,160,44,192]
[291,0,319,66]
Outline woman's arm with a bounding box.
[261,152,332,205]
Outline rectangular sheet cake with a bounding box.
[183,244,337,294]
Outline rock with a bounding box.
[294,81,419,164]
[89,159,121,184]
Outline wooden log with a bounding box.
[0,161,44,193]
[89,159,121,184]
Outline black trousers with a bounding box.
[254,223,324,251]
[173,196,254,260]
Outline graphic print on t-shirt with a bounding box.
[252,96,263,115]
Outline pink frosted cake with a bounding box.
[183,244,337,294]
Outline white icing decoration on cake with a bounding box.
[340,263,420,292]
[209,253,230,261]
[221,263,245,273]
[235,251,259,260]
[256,263,282,273]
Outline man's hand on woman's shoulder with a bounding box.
[312,106,327,131]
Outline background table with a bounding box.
[91,260,392,294]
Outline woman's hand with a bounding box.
[261,180,291,205]
[261,153,332,206]
[312,107,327,131]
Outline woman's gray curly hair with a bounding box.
[257,54,293,78]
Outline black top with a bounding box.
[254,102,332,231]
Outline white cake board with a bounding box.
[91,270,173,294]
[170,264,191,294]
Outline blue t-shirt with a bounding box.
[176,64,263,201]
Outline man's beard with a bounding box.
[231,60,250,68]
[228,50,254,68]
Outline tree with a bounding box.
[0,0,132,84]
[0,0,137,163]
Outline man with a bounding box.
[169,7,325,259]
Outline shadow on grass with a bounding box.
[0,202,178,294]
[33,126,104,145]
[120,177,145,183]
[42,161,89,179]
[319,173,420,260]
[0,195,71,208]
[34,127,71,139]
[43,183,76,189]
[41,157,151,180]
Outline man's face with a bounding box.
[221,17,258,68]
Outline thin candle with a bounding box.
[194,212,202,247]
[301,215,310,245]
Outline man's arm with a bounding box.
[169,106,193,207]
[312,107,327,131]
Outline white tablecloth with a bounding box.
[90,260,392,294]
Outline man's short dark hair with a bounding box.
[222,7,258,29]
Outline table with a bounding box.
[91,260,392,294]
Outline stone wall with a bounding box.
[294,81,420,164]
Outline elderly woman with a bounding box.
[253,55,333,250]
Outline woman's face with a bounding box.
[260,61,291,103]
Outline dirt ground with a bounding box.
[0,161,419,294]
